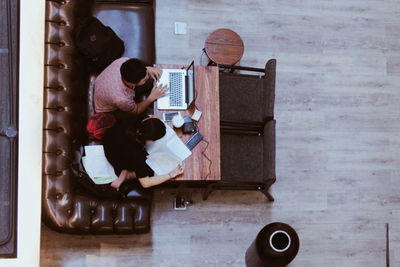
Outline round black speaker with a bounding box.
[245,222,300,267]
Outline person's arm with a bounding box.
[130,83,168,115]
[130,97,154,115]
[111,169,137,191]
[138,165,184,188]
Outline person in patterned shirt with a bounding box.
[94,57,167,116]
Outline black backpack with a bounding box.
[74,17,125,74]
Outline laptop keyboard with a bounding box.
[169,72,183,107]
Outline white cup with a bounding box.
[172,114,184,128]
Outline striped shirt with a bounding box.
[94,57,136,113]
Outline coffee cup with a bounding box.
[172,114,184,128]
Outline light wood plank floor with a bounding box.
[41,0,400,266]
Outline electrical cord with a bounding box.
[200,48,206,66]
[193,122,212,179]
[200,138,212,179]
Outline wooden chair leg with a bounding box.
[261,189,274,202]
[261,178,276,201]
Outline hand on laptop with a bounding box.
[146,66,163,81]
[149,84,168,101]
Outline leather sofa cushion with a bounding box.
[93,3,155,65]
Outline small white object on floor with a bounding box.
[174,22,187,35]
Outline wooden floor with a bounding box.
[41,0,400,266]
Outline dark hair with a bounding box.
[120,58,147,84]
[136,118,166,142]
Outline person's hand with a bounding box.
[148,84,168,101]
[127,170,137,180]
[168,164,184,179]
[111,170,129,191]
[146,66,162,81]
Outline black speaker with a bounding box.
[245,222,299,266]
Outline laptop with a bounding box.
[157,61,195,110]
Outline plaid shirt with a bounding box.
[94,57,136,113]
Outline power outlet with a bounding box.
[174,22,187,35]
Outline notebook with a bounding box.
[145,123,192,175]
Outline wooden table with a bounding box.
[204,28,244,65]
[154,65,221,181]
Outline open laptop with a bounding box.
[157,61,195,110]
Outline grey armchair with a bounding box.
[203,59,277,201]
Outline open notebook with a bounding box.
[145,123,192,175]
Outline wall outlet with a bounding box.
[174,22,187,35]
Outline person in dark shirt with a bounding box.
[103,115,184,190]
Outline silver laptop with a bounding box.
[157,61,195,110]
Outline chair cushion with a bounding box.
[220,73,265,123]
[221,134,264,183]
[219,59,276,123]
[221,120,276,183]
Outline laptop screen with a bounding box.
[186,61,195,106]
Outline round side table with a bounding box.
[204,28,244,65]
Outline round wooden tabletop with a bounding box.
[204,28,244,65]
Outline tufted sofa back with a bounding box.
[42,0,154,234]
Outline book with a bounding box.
[145,123,192,175]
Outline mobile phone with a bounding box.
[185,131,203,150]
[163,112,180,122]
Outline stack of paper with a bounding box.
[82,145,117,184]
[145,123,192,175]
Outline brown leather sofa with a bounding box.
[43,0,155,234]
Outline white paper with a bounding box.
[145,123,192,174]
[145,152,181,175]
[82,145,117,184]
[191,108,202,121]
[166,137,192,161]
[146,124,191,160]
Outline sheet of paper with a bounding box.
[191,108,202,121]
[82,157,116,184]
[166,137,192,161]
[146,123,192,161]
[145,152,181,175]
[83,145,117,184]
[146,123,175,154]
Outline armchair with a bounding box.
[203,59,277,201]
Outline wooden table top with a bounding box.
[154,65,221,181]
[204,28,244,65]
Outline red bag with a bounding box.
[86,113,116,141]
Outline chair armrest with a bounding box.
[263,120,276,180]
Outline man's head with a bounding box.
[120,58,148,87]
